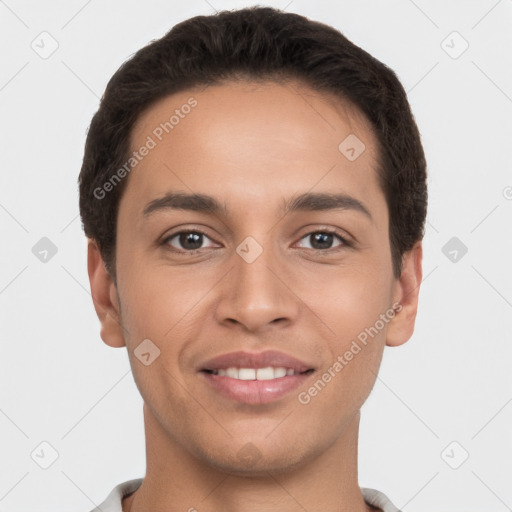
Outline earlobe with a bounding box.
[385,241,423,347]
[87,238,126,348]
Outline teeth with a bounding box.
[226,367,239,378]
[238,368,256,380]
[213,366,296,380]
[274,367,287,378]
[256,367,275,380]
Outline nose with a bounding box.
[215,240,300,333]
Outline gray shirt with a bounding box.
[90,478,402,512]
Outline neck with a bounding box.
[124,405,372,512]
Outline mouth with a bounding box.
[199,350,316,405]
[203,367,314,380]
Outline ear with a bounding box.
[386,241,423,347]
[87,238,126,348]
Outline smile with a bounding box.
[205,366,307,380]
[199,350,316,404]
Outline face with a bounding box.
[89,80,422,474]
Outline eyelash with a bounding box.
[160,228,353,255]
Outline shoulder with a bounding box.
[88,478,143,512]
[361,487,402,512]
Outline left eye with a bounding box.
[163,229,349,253]
[296,231,348,250]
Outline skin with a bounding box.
[88,80,422,512]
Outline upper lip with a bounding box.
[200,350,315,373]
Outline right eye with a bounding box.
[162,229,220,254]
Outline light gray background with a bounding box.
[1,0,511,510]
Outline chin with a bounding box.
[195,438,316,477]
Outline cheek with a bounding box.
[116,268,202,405]
[117,263,212,383]
[297,257,392,337]
[304,264,391,393]
[299,292,388,418]
[118,260,197,332]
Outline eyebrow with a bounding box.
[142,191,372,222]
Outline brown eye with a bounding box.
[163,230,217,252]
[296,230,350,251]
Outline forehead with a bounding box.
[122,80,385,224]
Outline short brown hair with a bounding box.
[78,6,427,281]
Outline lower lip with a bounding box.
[201,371,313,405]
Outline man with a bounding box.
[79,6,426,512]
